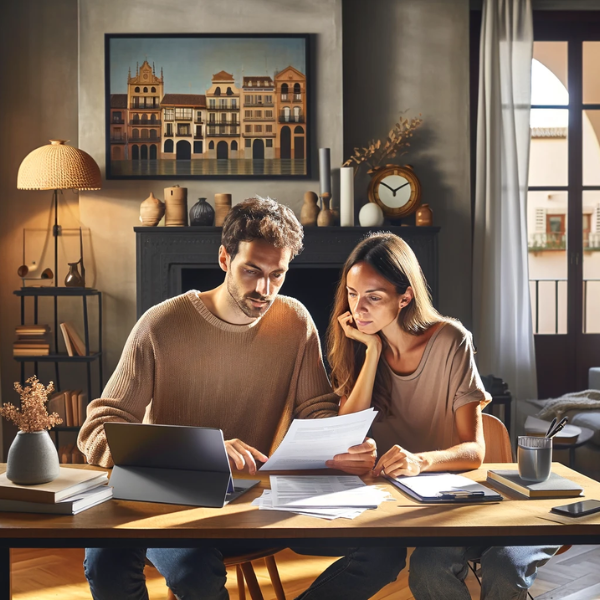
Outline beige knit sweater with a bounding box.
[78,291,339,467]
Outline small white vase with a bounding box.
[6,430,60,484]
[359,203,384,227]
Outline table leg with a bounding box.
[570,446,576,469]
[0,547,11,600]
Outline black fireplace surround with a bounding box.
[135,226,439,343]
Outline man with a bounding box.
[79,197,404,600]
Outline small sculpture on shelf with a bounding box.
[164,185,188,226]
[139,192,165,227]
[317,193,336,227]
[300,191,320,226]
[189,198,215,226]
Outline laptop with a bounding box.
[104,422,260,507]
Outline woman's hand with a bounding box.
[337,311,382,352]
[373,445,424,478]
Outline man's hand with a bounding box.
[325,437,377,475]
[373,445,423,478]
[225,439,268,475]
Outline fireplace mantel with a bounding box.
[135,226,439,318]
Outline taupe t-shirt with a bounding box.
[371,321,491,456]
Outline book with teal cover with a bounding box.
[487,470,583,498]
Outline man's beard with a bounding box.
[226,278,273,319]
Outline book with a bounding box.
[524,416,582,444]
[487,470,583,498]
[0,485,112,515]
[77,393,87,426]
[60,323,75,356]
[64,391,74,427]
[47,392,67,424]
[386,472,503,503]
[15,324,50,335]
[0,468,108,504]
[61,322,87,356]
[13,348,50,356]
[70,390,81,426]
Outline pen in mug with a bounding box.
[547,417,569,439]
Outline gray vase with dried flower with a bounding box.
[1,377,63,484]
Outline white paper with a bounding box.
[261,409,377,471]
[392,473,498,499]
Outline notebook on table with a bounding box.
[104,423,259,508]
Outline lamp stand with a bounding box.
[52,189,61,287]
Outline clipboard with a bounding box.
[386,472,503,504]
[105,423,259,507]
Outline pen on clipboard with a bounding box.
[437,489,486,499]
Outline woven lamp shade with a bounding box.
[17,140,102,191]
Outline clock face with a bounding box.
[377,174,412,208]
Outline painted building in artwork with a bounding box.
[241,76,276,160]
[127,60,163,160]
[109,94,128,161]
[274,66,306,160]
[205,71,241,159]
[161,94,206,160]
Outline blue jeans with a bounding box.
[84,544,406,600]
[409,545,560,600]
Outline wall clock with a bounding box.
[367,164,422,219]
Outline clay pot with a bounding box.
[415,204,433,227]
[190,198,215,226]
[317,194,336,227]
[164,185,188,226]
[214,193,232,227]
[139,192,165,226]
[300,192,320,226]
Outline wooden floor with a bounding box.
[9,545,600,599]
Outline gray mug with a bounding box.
[518,436,552,483]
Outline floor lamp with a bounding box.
[16,140,102,287]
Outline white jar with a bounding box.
[358,203,384,227]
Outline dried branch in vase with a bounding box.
[343,113,423,174]
[0,376,62,432]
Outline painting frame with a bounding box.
[105,33,312,180]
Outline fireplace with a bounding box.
[135,226,439,343]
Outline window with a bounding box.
[231,114,237,124]
[209,113,216,123]
[266,125,272,133]
[256,110,262,118]
[245,139,251,147]
[165,124,173,136]
[113,112,122,123]
[245,125,252,133]
[214,87,221,96]
[245,95,252,104]
[175,108,192,120]
[141,114,148,123]
[266,139,273,148]
[219,125,226,134]
[209,99,216,109]
[227,87,233,96]
[141,129,149,139]
[151,87,156,93]
[209,141,214,149]
[265,95,273,104]
[248,81,253,87]
[231,140,238,150]
[132,128,139,139]
[196,111,202,122]
[164,109,174,121]
[143,87,148,93]
[133,114,140,124]
[177,125,190,136]
[266,110,273,118]
[255,125,262,133]
[149,129,157,139]
[135,87,140,92]
[221,113,227,123]
[245,110,252,118]
[194,141,203,154]
[231,99,237,109]
[164,139,174,153]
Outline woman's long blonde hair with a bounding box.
[326,232,442,417]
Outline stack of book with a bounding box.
[13,324,51,356]
[0,467,112,515]
[487,469,583,498]
[48,390,87,427]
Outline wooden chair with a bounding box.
[157,548,286,600]
[469,413,570,599]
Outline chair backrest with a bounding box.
[482,413,513,463]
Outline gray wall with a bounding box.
[344,0,472,325]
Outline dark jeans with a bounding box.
[84,544,406,600]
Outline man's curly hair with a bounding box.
[221,196,304,259]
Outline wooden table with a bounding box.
[1,462,600,599]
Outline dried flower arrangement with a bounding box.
[0,376,62,432]
[343,113,423,174]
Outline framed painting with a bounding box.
[105,33,311,180]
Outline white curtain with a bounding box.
[473,0,538,406]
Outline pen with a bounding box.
[547,417,568,439]
[545,417,557,438]
[437,490,485,499]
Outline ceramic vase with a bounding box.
[164,185,188,226]
[317,194,336,227]
[300,192,320,226]
[415,203,433,227]
[189,198,215,226]
[340,166,355,227]
[359,203,385,227]
[64,262,84,287]
[6,430,60,485]
[214,193,232,227]
[139,192,165,227]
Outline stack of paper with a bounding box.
[252,475,391,520]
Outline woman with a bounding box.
[327,232,558,600]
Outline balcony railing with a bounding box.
[528,232,566,251]
[244,101,274,107]
[529,232,600,251]
[111,118,125,124]
[110,137,126,143]
[194,134,204,139]
[194,118,204,124]
[129,136,161,142]
[243,116,276,121]
[176,132,192,137]
[164,132,173,137]
[242,132,276,138]
[130,120,160,126]
[278,113,305,123]
[292,94,303,103]
[130,104,160,110]
[530,278,600,334]
[207,105,239,111]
